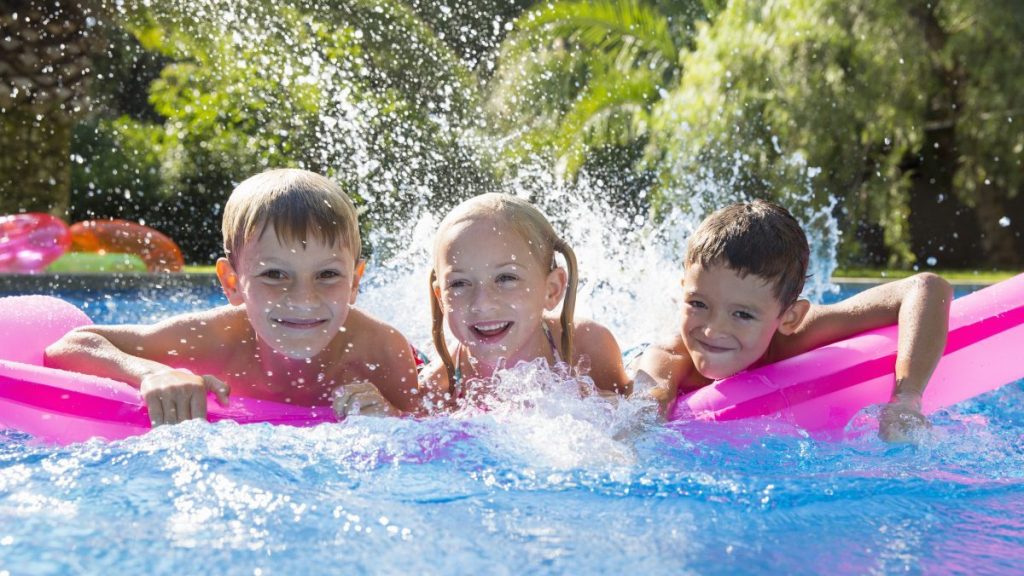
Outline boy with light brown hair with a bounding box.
[636,200,953,441]
[46,168,420,424]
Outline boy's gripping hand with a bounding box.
[140,369,231,426]
[878,392,931,443]
[332,381,401,418]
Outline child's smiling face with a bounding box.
[680,262,795,379]
[434,217,565,371]
[218,223,362,360]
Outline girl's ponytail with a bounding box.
[554,238,577,366]
[429,269,457,404]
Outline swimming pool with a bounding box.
[1,278,1022,574]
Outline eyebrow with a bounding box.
[252,256,349,268]
[685,290,766,313]
[446,261,525,274]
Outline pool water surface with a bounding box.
[0,280,1021,575]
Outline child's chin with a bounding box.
[696,364,740,381]
[272,346,322,360]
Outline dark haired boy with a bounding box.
[636,200,952,441]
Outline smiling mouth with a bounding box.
[696,339,734,354]
[273,318,328,330]
[471,321,512,339]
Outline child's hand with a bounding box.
[632,370,673,418]
[332,381,401,418]
[140,369,231,426]
[878,395,931,443]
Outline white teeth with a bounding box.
[475,321,510,333]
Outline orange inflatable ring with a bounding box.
[69,219,184,273]
[0,213,71,273]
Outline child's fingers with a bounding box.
[332,388,354,417]
[351,391,380,412]
[332,383,394,417]
[190,391,206,421]
[878,403,930,443]
[160,396,177,425]
[351,390,400,417]
[174,395,192,423]
[146,396,165,427]
[204,376,231,406]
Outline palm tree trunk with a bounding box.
[0,111,73,217]
[0,0,103,217]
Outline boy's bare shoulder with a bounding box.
[341,308,417,374]
[344,307,409,345]
[645,332,688,359]
[571,317,618,348]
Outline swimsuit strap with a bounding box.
[452,342,464,395]
[542,322,563,364]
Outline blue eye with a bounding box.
[447,278,470,289]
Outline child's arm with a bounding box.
[778,273,953,440]
[44,311,232,426]
[574,319,632,395]
[332,381,401,417]
[332,314,422,418]
[632,334,691,414]
[414,362,454,414]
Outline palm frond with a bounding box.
[515,0,680,72]
[553,68,659,174]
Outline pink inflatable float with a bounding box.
[669,273,1024,438]
[1,275,1023,444]
[0,213,71,273]
[0,295,335,444]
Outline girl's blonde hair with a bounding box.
[430,193,578,399]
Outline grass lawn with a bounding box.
[834,268,1017,283]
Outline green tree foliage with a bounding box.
[486,0,1023,268]
[70,0,486,261]
[485,0,714,177]
[929,0,1024,266]
[649,0,934,265]
[650,0,1024,266]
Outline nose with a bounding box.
[701,310,726,338]
[285,278,318,308]
[468,281,497,314]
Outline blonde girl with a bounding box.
[421,193,630,405]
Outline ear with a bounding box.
[544,266,568,311]
[216,257,244,306]
[349,259,366,305]
[776,299,810,335]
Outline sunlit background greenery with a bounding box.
[2,0,1022,270]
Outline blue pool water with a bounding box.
[1,280,1022,574]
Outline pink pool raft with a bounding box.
[2,273,1024,444]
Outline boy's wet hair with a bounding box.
[429,193,579,399]
[222,169,361,267]
[686,199,809,309]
